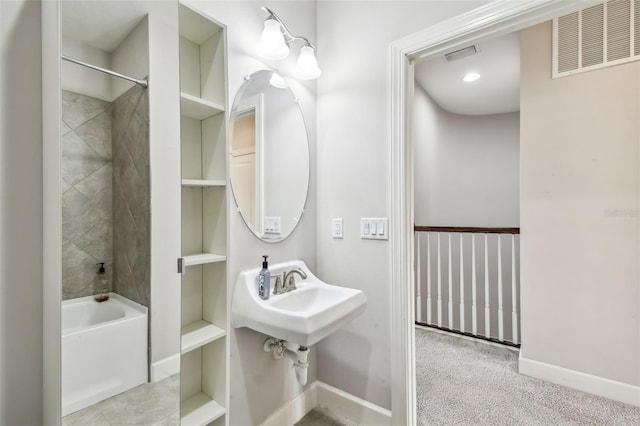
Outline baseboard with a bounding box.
[258,381,392,426]
[150,353,180,382]
[519,355,640,407]
[317,382,392,426]
[259,382,318,426]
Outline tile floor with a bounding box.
[295,407,359,426]
[62,374,179,426]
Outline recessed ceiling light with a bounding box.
[463,72,480,82]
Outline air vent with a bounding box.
[444,45,478,62]
[553,0,640,77]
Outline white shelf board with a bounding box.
[181,320,226,354]
[181,392,225,426]
[182,179,226,187]
[182,253,226,267]
[180,92,224,120]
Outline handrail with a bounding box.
[414,226,520,234]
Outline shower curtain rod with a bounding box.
[62,56,149,88]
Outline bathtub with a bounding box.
[62,293,148,416]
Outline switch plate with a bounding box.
[264,217,281,234]
[332,218,343,239]
[361,218,388,240]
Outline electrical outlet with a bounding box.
[332,218,343,239]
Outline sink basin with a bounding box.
[232,260,367,346]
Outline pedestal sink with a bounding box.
[232,260,366,346]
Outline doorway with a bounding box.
[387,2,592,424]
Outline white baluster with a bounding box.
[437,233,442,328]
[472,234,477,335]
[484,234,490,338]
[498,235,504,342]
[511,234,519,345]
[448,233,453,329]
[459,233,465,333]
[426,233,432,324]
[415,233,422,323]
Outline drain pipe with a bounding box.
[264,338,310,385]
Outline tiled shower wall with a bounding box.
[112,84,150,307]
[61,91,113,300]
[61,86,150,306]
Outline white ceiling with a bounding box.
[414,31,521,116]
[61,0,152,52]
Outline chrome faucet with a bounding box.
[273,268,307,294]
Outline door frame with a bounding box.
[388,1,596,423]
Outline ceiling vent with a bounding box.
[444,45,478,62]
[553,0,640,78]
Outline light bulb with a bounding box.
[269,72,288,89]
[295,46,322,80]
[257,19,290,60]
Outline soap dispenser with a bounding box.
[258,255,270,300]
[95,262,109,302]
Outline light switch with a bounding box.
[370,222,377,235]
[360,218,389,240]
[332,218,343,239]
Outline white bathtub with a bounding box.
[62,293,148,416]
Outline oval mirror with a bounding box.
[229,70,310,242]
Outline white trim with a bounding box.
[42,0,62,424]
[259,382,318,426]
[317,382,392,426]
[257,381,392,426]
[519,356,640,408]
[150,353,181,382]
[389,1,594,424]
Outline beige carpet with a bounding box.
[416,327,640,425]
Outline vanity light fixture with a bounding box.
[463,72,481,82]
[257,7,322,80]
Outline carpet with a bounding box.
[416,327,640,425]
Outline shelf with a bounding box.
[182,253,226,267]
[181,320,226,354]
[181,392,225,426]
[180,92,224,120]
[182,179,226,187]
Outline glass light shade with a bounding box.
[257,19,290,60]
[269,72,288,89]
[295,46,322,80]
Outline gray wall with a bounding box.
[112,84,150,307]
[315,0,491,409]
[61,91,113,300]
[520,22,640,387]
[413,84,520,228]
[0,0,43,424]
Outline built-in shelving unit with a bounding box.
[178,2,228,425]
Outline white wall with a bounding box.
[316,0,491,409]
[0,0,43,424]
[186,2,318,425]
[520,21,640,389]
[61,37,112,101]
[111,16,149,101]
[413,84,519,227]
[147,1,182,368]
